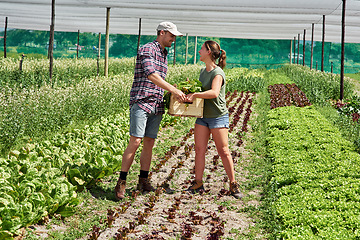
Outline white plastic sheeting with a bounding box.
[1,0,360,43]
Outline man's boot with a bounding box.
[137,177,155,193]
[115,178,126,200]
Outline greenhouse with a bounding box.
[1,1,360,239]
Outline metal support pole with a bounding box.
[290,40,293,64]
[194,36,197,64]
[310,23,314,69]
[49,0,55,84]
[293,37,296,64]
[322,15,325,72]
[97,32,101,76]
[4,17,7,58]
[297,34,300,64]
[104,7,110,77]
[340,0,346,100]
[173,37,176,65]
[77,29,80,59]
[137,18,141,54]
[185,33,188,65]
[303,29,306,66]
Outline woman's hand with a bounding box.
[185,93,195,103]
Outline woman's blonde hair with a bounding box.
[204,40,226,69]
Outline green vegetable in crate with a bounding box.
[177,78,202,94]
[163,78,202,109]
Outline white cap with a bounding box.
[156,21,183,36]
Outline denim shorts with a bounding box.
[129,104,163,139]
[195,113,229,129]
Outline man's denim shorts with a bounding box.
[129,104,163,139]
[195,113,229,129]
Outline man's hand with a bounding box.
[172,88,186,103]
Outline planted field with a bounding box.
[1,58,360,239]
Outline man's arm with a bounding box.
[148,73,186,102]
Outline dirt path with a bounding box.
[94,91,266,239]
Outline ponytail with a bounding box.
[218,49,227,69]
[204,40,227,69]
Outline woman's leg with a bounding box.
[211,127,236,183]
[194,123,211,181]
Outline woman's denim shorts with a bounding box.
[195,113,229,129]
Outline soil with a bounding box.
[94,92,265,240]
[27,91,266,240]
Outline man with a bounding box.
[115,22,186,200]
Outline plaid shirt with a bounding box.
[130,40,168,115]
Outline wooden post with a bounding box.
[19,54,25,71]
[4,17,7,58]
[97,32,101,76]
[289,39,293,64]
[297,34,300,64]
[137,18,141,54]
[303,29,306,66]
[185,33,188,65]
[310,23,314,69]
[77,30,80,59]
[194,36,197,64]
[49,0,55,84]
[340,0,346,100]
[293,36,296,64]
[321,15,325,72]
[173,37,176,65]
[104,7,110,77]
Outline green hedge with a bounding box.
[267,106,360,239]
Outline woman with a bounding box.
[185,40,242,199]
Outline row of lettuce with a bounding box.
[0,113,130,238]
[264,65,360,238]
[266,105,360,238]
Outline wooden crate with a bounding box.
[168,94,204,118]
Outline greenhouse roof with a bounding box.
[1,0,360,43]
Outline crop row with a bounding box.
[268,83,311,109]
[266,105,360,239]
[0,57,135,88]
[330,95,360,123]
[0,113,130,238]
[279,65,353,104]
[87,90,254,239]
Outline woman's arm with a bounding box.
[186,75,223,102]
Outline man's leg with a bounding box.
[137,136,156,192]
[115,136,142,200]
[139,136,155,171]
[121,136,143,172]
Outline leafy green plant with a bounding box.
[279,64,354,104]
[266,105,360,238]
[177,78,202,94]
[226,68,266,93]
